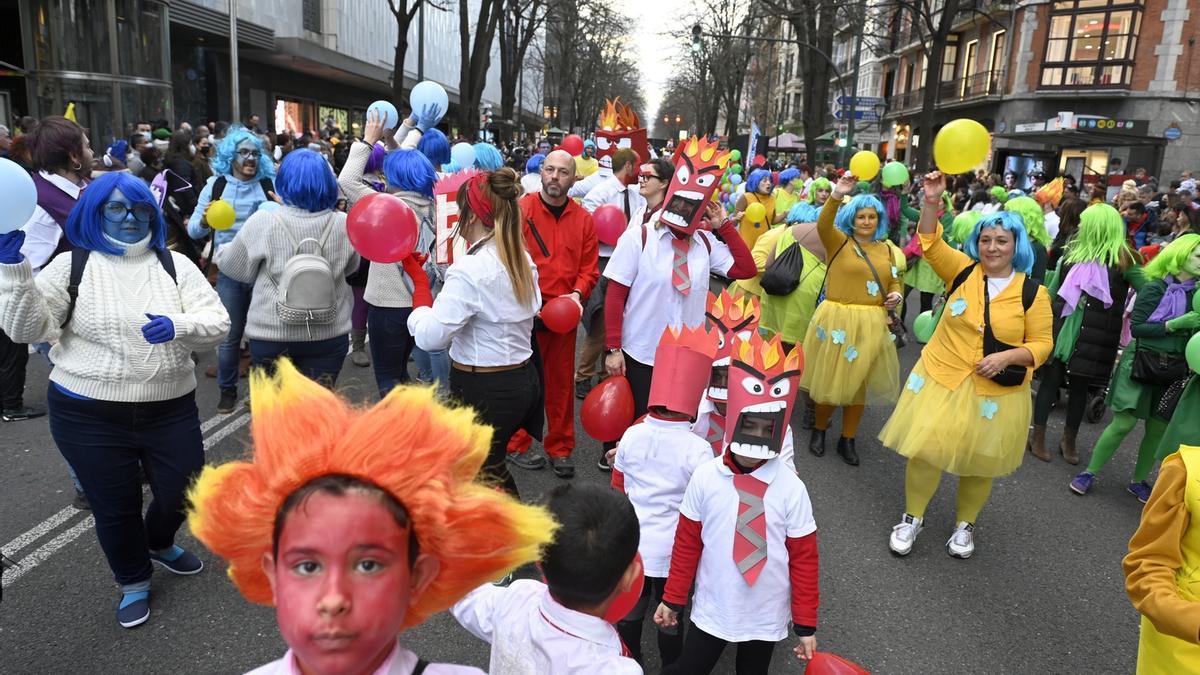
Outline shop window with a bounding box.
[1040,1,1141,89]
[120,84,171,134]
[31,0,111,74]
[35,78,117,142]
[115,0,165,80]
[303,0,321,33]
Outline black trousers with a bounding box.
[615,576,683,669]
[1033,358,1090,429]
[662,621,777,675]
[603,352,653,451]
[900,285,935,324]
[450,361,541,496]
[0,329,28,409]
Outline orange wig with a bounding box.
[187,359,557,629]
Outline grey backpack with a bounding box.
[270,214,338,336]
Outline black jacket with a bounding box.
[1053,261,1132,380]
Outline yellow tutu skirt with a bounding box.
[879,360,1032,478]
[800,301,899,406]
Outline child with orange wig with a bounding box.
[187,359,557,675]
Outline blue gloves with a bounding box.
[0,231,25,264]
[141,313,176,344]
[415,103,442,133]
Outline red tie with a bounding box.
[671,235,691,295]
[732,474,769,586]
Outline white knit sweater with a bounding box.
[0,239,230,402]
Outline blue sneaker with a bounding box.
[1127,481,1153,504]
[117,592,150,628]
[1069,471,1097,495]
[149,546,204,575]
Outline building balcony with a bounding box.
[942,69,1005,104]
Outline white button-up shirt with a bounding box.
[451,580,642,675]
[20,171,85,272]
[408,238,541,367]
[582,175,647,258]
[244,639,481,675]
[603,217,734,366]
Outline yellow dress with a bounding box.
[738,192,776,252]
[1125,447,1200,674]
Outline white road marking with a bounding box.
[1,506,81,559]
[2,517,95,588]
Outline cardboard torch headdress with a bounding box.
[595,97,648,173]
[705,290,762,404]
[660,136,733,235]
[724,334,804,460]
[647,324,720,421]
[187,360,556,629]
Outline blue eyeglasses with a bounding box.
[102,201,157,223]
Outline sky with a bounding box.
[621,0,692,138]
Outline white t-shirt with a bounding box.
[614,416,714,578]
[604,218,735,365]
[680,455,816,642]
[986,271,1015,298]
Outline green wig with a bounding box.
[1143,233,1200,281]
[806,177,832,204]
[950,211,983,246]
[1005,196,1050,247]
[1064,203,1135,267]
[989,186,1008,204]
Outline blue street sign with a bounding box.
[1164,126,1183,141]
[834,109,881,122]
[836,96,886,107]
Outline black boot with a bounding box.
[808,429,826,457]
[837,436,860,466]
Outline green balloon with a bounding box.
[1188,332,1200,374]
[731,164,742,174]
[881,161,909,188]
[913,310,936,344]
[729,149,742,161]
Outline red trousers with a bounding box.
[508,327,576,459]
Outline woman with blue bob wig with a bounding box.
[735,167,779,249]
[217,149,360,388]
[878,171,1053,560]
[337,108,449,397]
[0,171,230,629]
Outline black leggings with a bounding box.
[1033,359,1090,429]
[615,576,683,669]
[901,285,935,325]
[450,362,541,495]
[662,622,777,675]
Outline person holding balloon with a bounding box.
[773,167,803,217]
[407,169,542,496]
[878,170,1053,559]
[801,172,903,466]
[0,171,230,627]
[734,168,777,251]
[1069,234,1200,501]
[187,127,277,414]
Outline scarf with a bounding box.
[1056,262,1113,317]
[1147,275,1196,323]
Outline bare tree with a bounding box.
[498,0,549,141]
[687,1,759,137]
[386,0,448,104]
[457,0,505,138]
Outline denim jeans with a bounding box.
[215,273,253,392]
[366,305,415,397]
[47,386,205,586]
[248,334,349,389]
[411,346,450,394]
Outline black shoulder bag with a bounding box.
[982,275,1039,387]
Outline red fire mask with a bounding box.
[704,290,761,405]
[723,334,804,460]
[661,136,732,235]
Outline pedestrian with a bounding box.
[773,167,802,217]
[802,173,903,466]
[734,168,777,251]
[214,149,359,388]
[188,361,553,675]
[520,153,544,194]
[0,172,230,627]
[505,149,600,479]
[1029,203,1142,464]
[575,139,599,178]
[407,169,542,496]
[192,132,214,185]
[187,127,277,413]
[879,171,1053,558]
[756,201,828,354]
[1069,234,1200,501]
[451,484,642,674]
[164,130,200,218]
[473,142,504,171]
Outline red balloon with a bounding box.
[754,154,767,167]
[603,553,645,623]
[561,134,585,157]
[540,296,582,334]
[806,652,870,675]
[593,204,627,246]
[347,193,418,263]
[581,376,635,442]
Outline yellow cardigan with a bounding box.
[917,225,1054,396]
[816,198,902,306]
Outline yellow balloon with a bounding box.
[933,119,991,175]
[745,202,767,223]
[848,151,881,181]
[207,199,236,231]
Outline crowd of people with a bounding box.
[1,104,1199,675]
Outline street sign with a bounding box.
[834,109,881,122]
[1164,125,1183,141]
[836,96,886,107]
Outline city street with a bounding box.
[1,330,1149,673]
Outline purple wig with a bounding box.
[364,142,387,174]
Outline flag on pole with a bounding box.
[747,121,761,168]
[64,102,77,123]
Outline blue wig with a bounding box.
[834,194,889,240]
[384,149,437,198]
[275,149,339,212]
[473,143,504,171]
[746,168,775,194]
[210,127,276,181]
[418,128,450,167]
[786,202,820,224]
[364,142,387,174]
[66,172,167,255]
[779,167,801,186]
[525,153,545,174]
[963,211,1035,275]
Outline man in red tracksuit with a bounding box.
[508,149,599,479]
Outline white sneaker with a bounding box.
[889,514,924,556]
[947,521,975,559]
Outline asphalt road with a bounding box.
[1,333,1152,674]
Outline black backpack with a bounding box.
[60,248,178,329]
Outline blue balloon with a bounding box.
[409,81,449,124]
[367,100,400,130]
[729,173,743,186]
[450,143,476,170]
[0,158,37,234]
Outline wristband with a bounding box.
[663,600,685,614]
[794,623,816,637]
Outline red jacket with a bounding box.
[519,193,600,302]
